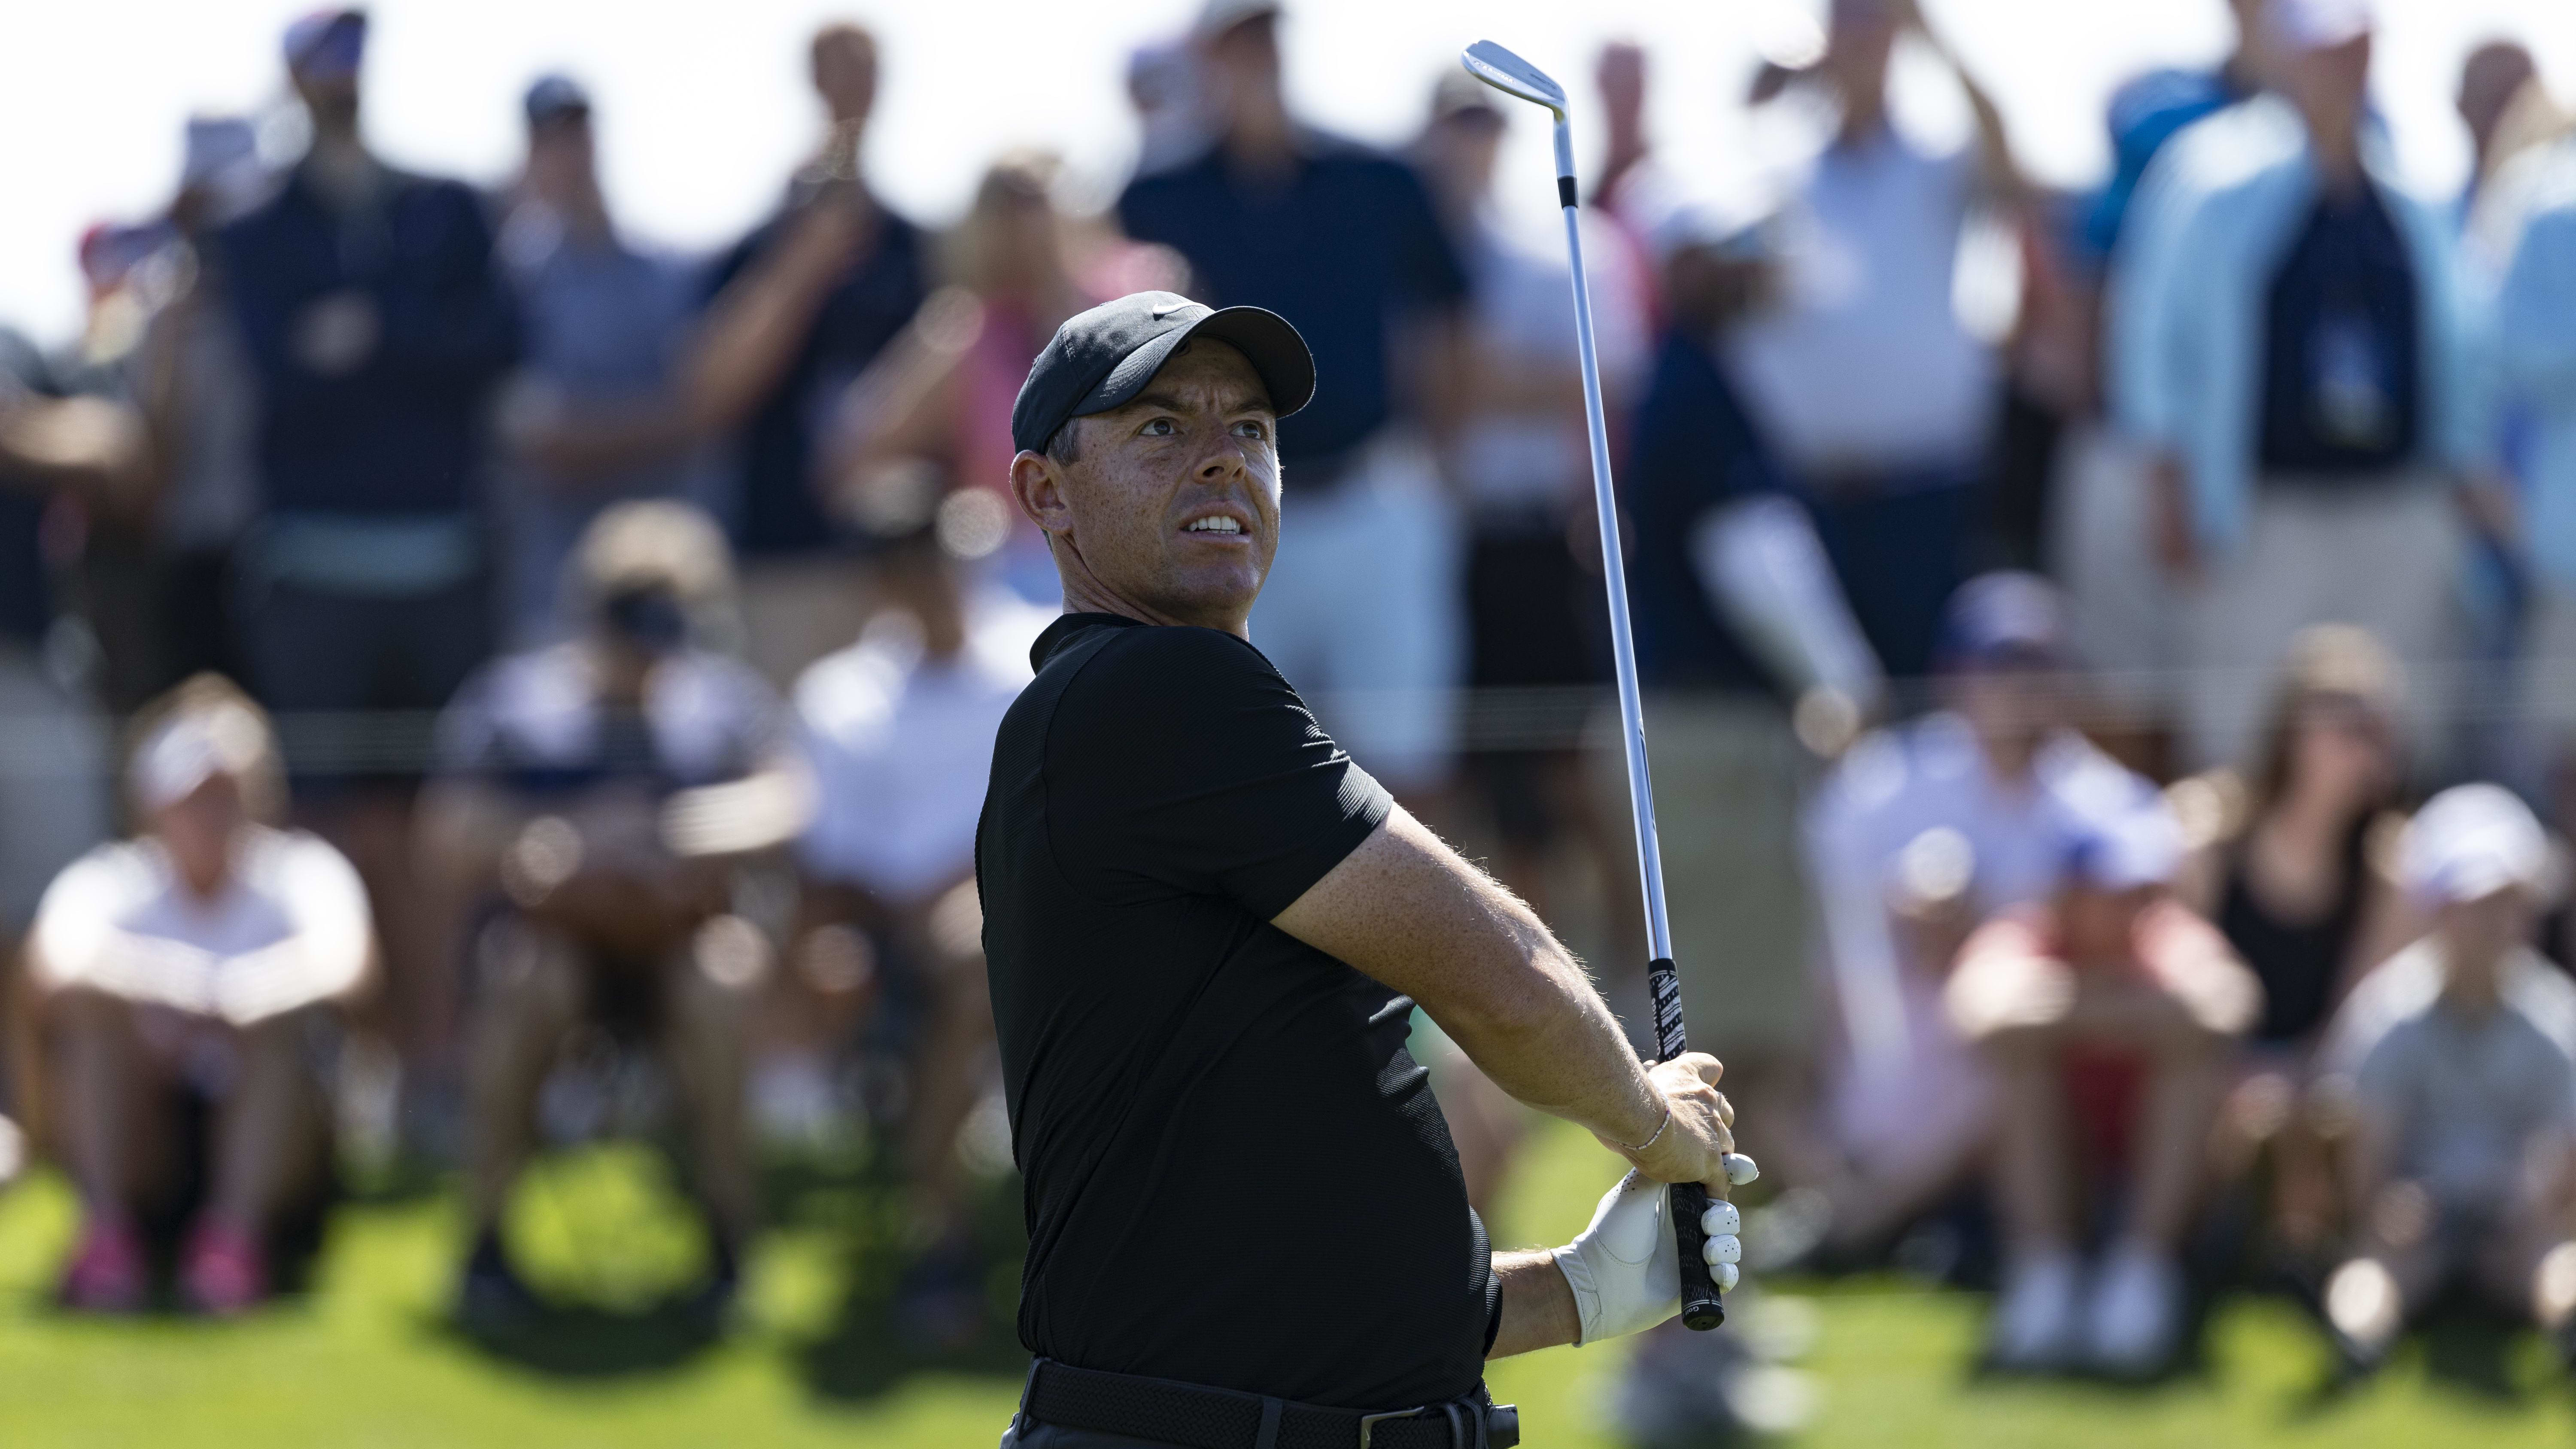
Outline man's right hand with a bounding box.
[1604,1053,1749,1199]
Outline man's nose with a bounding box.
[1192,436,1250,484]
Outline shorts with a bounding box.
[1465,516,1603,691]
[1249,433,1464,794]
[243,575,490,793]
[0,649,112,934]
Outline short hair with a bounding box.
[1043,417,1082,467]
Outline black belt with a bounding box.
[1018,1358,1519,1449]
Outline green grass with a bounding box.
[0,1119,2573,1446]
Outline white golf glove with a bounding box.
[1551,1168,1750,1346]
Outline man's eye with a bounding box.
[1233,420,1268,440]
[1141,418,1176,437]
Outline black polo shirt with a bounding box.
[978,612,1494,1409]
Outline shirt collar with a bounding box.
[1030,611,1148,672]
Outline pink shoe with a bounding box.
[181,1218,268,1317]
[60,1216,149,1313]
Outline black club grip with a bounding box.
[1646,957,1725,1331]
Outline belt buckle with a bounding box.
[1355,1404,1428,1449]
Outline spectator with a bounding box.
[1126,41,1210,179]
[689,22,928,688]
[0,324,126,1176]
[826,152,1113,606]
[24,675,373,1314]
[1116,0,1473,803]
[60,222,180,715]
[492,74,720,646]
[2495,136,2576,873]
[1948,797,2261,1376]
[422,502,805,1331]
[2176,626,2413,1266]
[1794,576,2140,1270]
[1622,224,1881,1081]
[791,465,1051,1343]
[216,9,521,1089]
[1724,0,2029,679]
[2314,785,2576,1372]
[129,118,270,695]
[2458,41,2543,219]
[2111,0,2488,773]
[1408,72,1649,944]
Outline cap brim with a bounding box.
[1071,305,1315,427]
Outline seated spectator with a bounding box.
[24,675,374,1314]
[1949,798,2261,1376]
[421,502,807,1331]
[2175,625,2413,1268]
[792,465,1050,1343]
[1783,575,2140,1270]
[2314,785,2576,1373]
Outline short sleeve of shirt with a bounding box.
[1047,625,1392,918]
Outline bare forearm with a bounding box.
[1486,1249,1579,1358]
[1437,944,1662,1148]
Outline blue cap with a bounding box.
[2062,796,2184,892]
[524,73,591,128]
[284,9,367,80]
[1938,571,2067,671]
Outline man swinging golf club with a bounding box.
[981,276,1754,1443]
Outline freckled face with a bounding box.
[1051,340,1280,627]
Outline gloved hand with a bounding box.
[1551,1168,1749,1346]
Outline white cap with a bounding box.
[2400,784,2552,906]
[2266,0,2375,53]
[130,700,268,813]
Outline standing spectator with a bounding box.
[422,501,804,1331]
[792,469,1050,1343]
[689,22,928,688]
[2457,41,2545,222]
[826,152,1111,606]
[1724,0,2028,679]
[131,118,270,695]
[1947,798,2260,1376]
[24,675,373,1315]
[2495,136,2576,869]
[0,325,125,1153]
[2111,0,2489,772]
[1621,225,1881,1075]
[1408,72,1649,937]
[492,74,720,646]
[2314,785,2576,1372]
[1116,0,1473,803]
[1796,576,2140,1267]
[2176,626,2412,1267]
[216,9,520,1090]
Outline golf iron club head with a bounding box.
[1461,40,1565,116]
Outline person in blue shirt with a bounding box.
[215,6,521,1111]
[1115,0,1473,803]
[492,74,721,647]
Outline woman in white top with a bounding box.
[25,674,374,1314]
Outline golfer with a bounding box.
[981,291,1748,1449]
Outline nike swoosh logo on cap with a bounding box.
[1152,303,1187,319]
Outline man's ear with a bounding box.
[1009,449,1074,539]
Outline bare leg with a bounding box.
[2128,1036,2229,1251]
[905,940,994,1244]
[463,926,583,1235]
[314,793,448,1072]
[1987,1025,2077,1257]
[663,931,757,1251]
[207,1010,328,1235]
[49,989,151,1218]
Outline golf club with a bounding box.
[1461,38,1728,1333]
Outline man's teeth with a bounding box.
[1186,516,1242,533]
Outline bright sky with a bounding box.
[5,0,2574,344]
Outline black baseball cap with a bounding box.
[1010,290,1314,456]
[524,73,592,128]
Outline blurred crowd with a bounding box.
[6,0,2576,1432]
